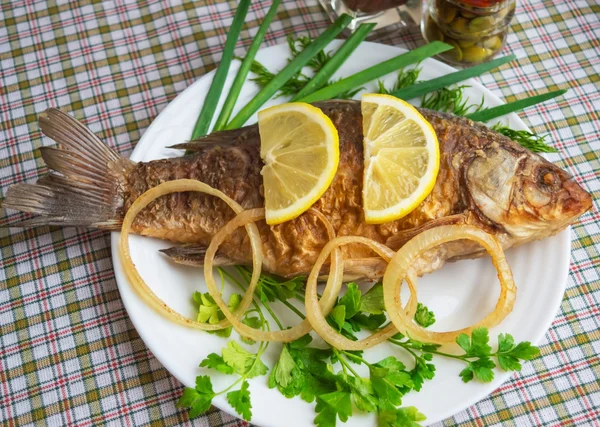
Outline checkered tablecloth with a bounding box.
[1,0,599,426]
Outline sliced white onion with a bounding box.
[120,179,262,330]
[383,225,517,344]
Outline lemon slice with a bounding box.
[361,93,440,224]
[258,102,339,225]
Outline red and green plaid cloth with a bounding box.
[0,0,598,426]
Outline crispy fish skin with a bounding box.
[2,103,592,279]
[122,100,591,277]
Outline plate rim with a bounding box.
[110,40,570,426]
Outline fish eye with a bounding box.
[538,168,559,189]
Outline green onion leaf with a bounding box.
[291,23,376,101]
[212,0,282,131]
[298,41,453,103]
[190,0,251,139]
[225,14,353,129]
[392,54,516,101]
[466,89,568,122]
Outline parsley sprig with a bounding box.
[180,272,540,426]
[177,286,269,421]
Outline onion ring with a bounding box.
[383,225,517,344]
[203,208,345,342]
[120,179,262,330]
[304,236,417,351]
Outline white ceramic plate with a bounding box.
[111,41,570,426]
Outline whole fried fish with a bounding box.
[2,102,592,279]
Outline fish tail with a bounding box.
[2,108,134,229]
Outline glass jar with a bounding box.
[319,0,422,32]
[342,0,409,14]
[422,0,516,66]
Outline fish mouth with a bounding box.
[562,177,593,220]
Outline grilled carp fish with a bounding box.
[2,101,592,279]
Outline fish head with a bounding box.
[467,145,592,241]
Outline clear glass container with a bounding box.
[422,0,516,66]
[319,0,423,32]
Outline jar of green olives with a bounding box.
[422,0,516,65]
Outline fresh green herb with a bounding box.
[298,41,453,103]
[182,267,539,426]
[247,59,309,97]
[389,328,540,384]
[178,332,269,421]
[360,282,385,315]
[179,270,272,421]
[414,303,436,328]
[378,67,421,95]
[287,34,334,72]
[292,23,376,101]
[392,54,515,101]
[192,291,241,338]
[212,0,282,131]
[421,85,484,116]
[236,266,304,304]
[491,123,557,153]
[190,0,251,139]
[465,89,568,122]
[227,379,253,420]
[177,375,215,418]
[226,14,353,129]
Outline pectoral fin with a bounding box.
[160,244,236,267]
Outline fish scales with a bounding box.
[2,102,592,279]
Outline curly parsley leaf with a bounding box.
[374,357,413,392]
[315,390,353,427]
[200,353,233,375]
[269,345,305,398]
[346,376,378,413]
[410,354,436,392]
[459,357,496,383]
[456,327,492,357]
[371,366,404,408]
[414,303,436,328]
[222,341,268,379]
[360,282,385,315]
[227,379,252,421]
[350,313,387,331]
[339,282,362,318]
[329,305,347,331]
[240,315,263,344]
[193,292,241,337]
[496,333,540,371]
[176,375,215,418]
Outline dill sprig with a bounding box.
[421,85,484,116]
[491,124,558,153]
[378,67,421,95]
[246,34,334,98]
[247,59,309,97]
[287,34,333,72]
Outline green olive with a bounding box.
[457,38,477,48]
[461,10,476,18]
[481,35,502,51]
[444,39,463,62]
[439,4,457,24]
[468,16,495,33]
[425,15,445,43]
[449,17,469,34]
[462,46,492,63]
